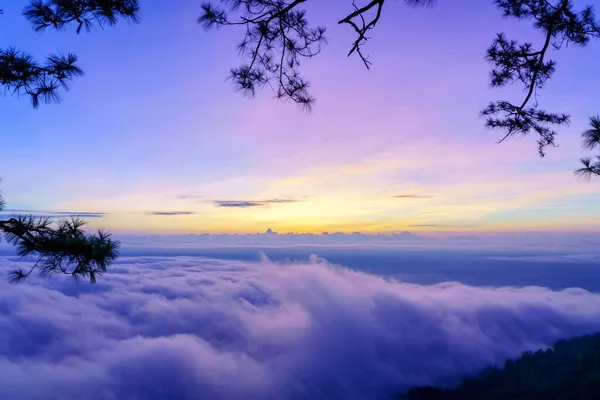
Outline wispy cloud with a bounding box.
[215,201,264,208]
[177,195,205,200]
[1,209,107,218]
[263,199,301,204]
[408,223,480,228]
[148,211,195,216]
[409,224,439,227]
[393,194,433,199]
[214,199,301,208]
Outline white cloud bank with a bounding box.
[0,254,599,400]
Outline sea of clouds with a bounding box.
[1,253,600,400]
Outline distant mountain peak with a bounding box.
[395,231,419,239]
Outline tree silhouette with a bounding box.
[197,0,434,110]
[1,0,139,107]
[400,332,600,399]
[197,0,327,110]
[481,0,599,157]
[575,116,600,180]
[199,0,600,176]
[0,1,137,283]
[1,187,119,284]
[0,212,119,284]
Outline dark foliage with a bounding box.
[0,1,130,283]
[199,0,600,176]
[0,198,118,287]
[198,0,434,109]
[400,332,600,400]
[23,0,139,33]
[1,0,139,107]
[575,116,600,180]
[0,48,83,107]
[483,0,600,157]
[198,0,327,110]
[338,0,436,69]
[0,194,119,283]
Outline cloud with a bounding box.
[148,211,195,216]
[0,209,107,218]
[393,194,433,199]
[105,232,600,255]
[177,195,205,200]
[215,201,265,208]
[408,224,480,228]
[214,199,300,208]
[0,254,600,400]
[409,224,439,227]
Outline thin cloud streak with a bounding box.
[408,224,481,228]
[394,195,434,199]
[148,211,196,216]
[409,224,439,227]
[0,209,107,218]
[215,201,265,208]
[177,195,206,200]
[214,199,301,208]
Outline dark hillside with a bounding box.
[401,332,600,400]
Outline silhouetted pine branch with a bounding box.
[337,0,435,69]
[575,115,600,179]
[482,0,600,157]
[199,0,600,178]
[198,0,327,110]
[1,2,132,283]
[23,0,139,33]
[0,48,83,107]
[582,115,600,151]
[1,0,139,107]
[0,214,119,283]
[198,0,435,109]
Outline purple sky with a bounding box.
[1,0,599,234]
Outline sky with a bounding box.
[1,0,600,234]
